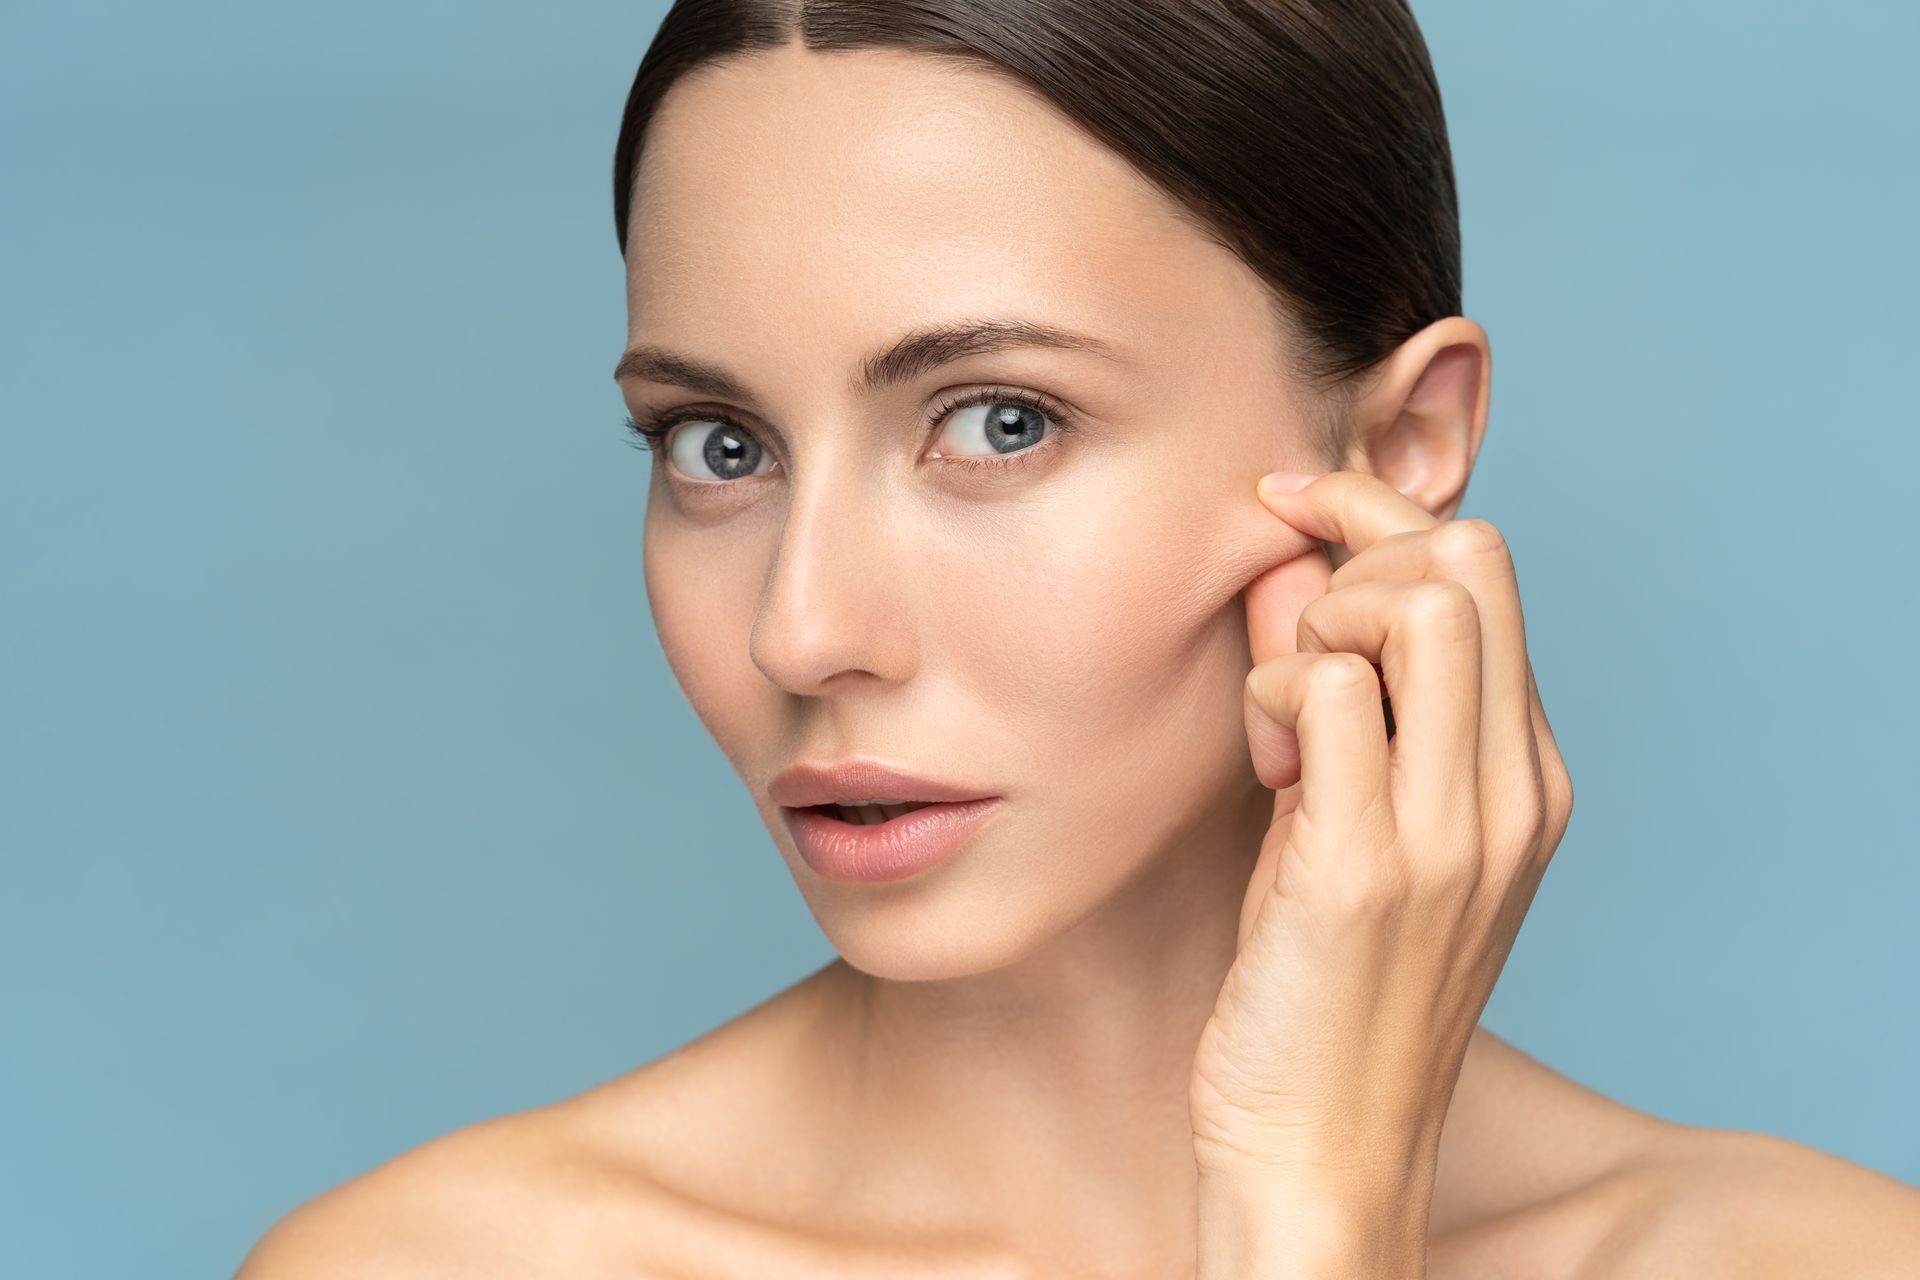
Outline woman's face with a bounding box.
[621,43,1330,979]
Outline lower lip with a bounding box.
[782,798,1004,884]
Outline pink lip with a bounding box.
[782,797,1005,884]
[768,757,996,809]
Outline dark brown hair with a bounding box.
[611,0,1460,460]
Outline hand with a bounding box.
[1187,469,1575,1274]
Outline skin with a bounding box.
[236,40,1920,1280]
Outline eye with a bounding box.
[623,410,776,483]
[926,386,1074,473]
[622,384,1074,484]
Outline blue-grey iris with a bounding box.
[984,402,1046,453]
[702,426,763,480]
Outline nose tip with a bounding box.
[747,485,914,695]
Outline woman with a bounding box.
[239,2,1920,1275]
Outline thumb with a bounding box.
[1244,542,1332,667]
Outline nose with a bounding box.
[748,467,916,696]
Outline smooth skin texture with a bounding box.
[237,40,1920,1280]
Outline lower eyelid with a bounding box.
[937,430,1067,476]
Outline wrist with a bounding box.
[1194,1165,1430,1280]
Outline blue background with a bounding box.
[4,1,1915,1274]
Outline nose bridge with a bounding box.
[749,460,913,694]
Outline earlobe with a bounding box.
[1343,317,1490,522]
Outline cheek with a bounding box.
[643,512,768,771]
[896,435,1332,874]
[913,475,1267,806]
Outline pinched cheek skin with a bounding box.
[940,484,1324,819]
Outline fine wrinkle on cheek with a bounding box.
[1117,528,1287,678]
[1113,501,1320,646]
[1217,505,1324,608]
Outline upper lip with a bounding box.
[769,758,997,808]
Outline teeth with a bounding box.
[841,797,909,806]
[828,800,936,826]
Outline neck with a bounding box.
[802,783,1273,1271]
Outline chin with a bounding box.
[795,875,1057,984]
[781,830,1094,984]
[825,933,1031,985]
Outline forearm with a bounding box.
[1194,1167,1431,1280]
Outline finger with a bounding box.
[1525,657,1573,854]
[1256,469,1440,559]
[1244,650,1394,849]
[1327,519,1542,860]
[1244,542,1333,668]
[1293,579,1482,855]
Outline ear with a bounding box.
[1338,316,1490,524]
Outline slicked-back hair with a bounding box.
[612,1,1461,460]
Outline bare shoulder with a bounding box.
[1579,1124,1920,1279]
[229,1102,658,1279]
[1431,1028,1920,1279]
[232,968,848,1279]
[231,1098,825,1280]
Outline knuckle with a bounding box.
[1244,657,1291,711]
[1499,793,1548,860]
[1329,528,1420,591]
[1295,592,1334,648]
[1311,652,1378,699]
[1546,760,1576,836]
[1505,758,1573,860]
[1427,847,1486,900]
[1334,858,1412,916]
[1431,517,1511,569]
[1404,578,1479,631]
[1525,791,1550,847]
[1489,771,1551,859]
[1535,736,1572,802]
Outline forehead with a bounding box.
[623,42,1266,358]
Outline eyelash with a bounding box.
[620,385,1076,480]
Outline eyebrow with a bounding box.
[611,317,1122,402]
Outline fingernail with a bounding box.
[1258,471,1315,498]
